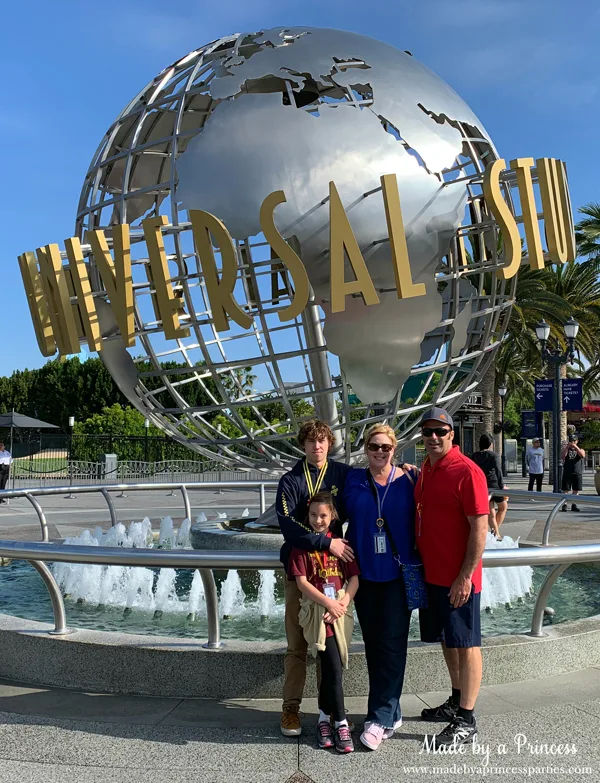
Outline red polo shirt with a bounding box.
[414,445,489,593]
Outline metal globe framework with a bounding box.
[75,28,518,470]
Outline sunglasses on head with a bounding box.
[367,442,394,452]
[421,427,452,438]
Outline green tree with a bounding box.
[575,203,600,259]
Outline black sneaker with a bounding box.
[561,504,568,512]
[428,715,478,748]
[421,697,458,722]
[334,724,354,754]
[572,504,581,512]
[316,720,334,749]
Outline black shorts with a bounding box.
[562,473,582,492]
[491,494,506,504]
[419,583,481,648]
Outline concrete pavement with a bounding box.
[0,667,599,782]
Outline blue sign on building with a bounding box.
[534,380,554,412]
[562,378,583,411]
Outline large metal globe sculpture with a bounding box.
[76,27,515,470]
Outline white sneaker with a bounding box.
[364,718,402,740]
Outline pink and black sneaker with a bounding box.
[335,724,354,754]
[316,720,334,749]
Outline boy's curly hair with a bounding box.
[298,419,335,448]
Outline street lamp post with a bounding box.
[535,317,579,494]
[497,382,507,476]
[66,416,76,499]
[144,418,150,464]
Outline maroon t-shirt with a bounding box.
[288,535,360,637]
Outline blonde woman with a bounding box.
[343,424,420,751]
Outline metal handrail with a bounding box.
[0,480,279,542]
[3,539,600,644]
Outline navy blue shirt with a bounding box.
[276,458,351,574]
[344,467,419,582]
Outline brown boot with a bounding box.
[280,706,302,736]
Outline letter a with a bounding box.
[329,181,380,313]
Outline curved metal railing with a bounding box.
[0,482,599,646]
[0,480,278,542]
[2,539,600,645]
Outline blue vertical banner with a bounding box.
[534,380,554,412]
[562,378,583,411]
[521,410,543,439]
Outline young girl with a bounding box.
[288,491,360,754]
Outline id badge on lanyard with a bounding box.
[323,582,336,600]
[374,518,387,554]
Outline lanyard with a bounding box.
[416,457,430,537]
[374,466,396,530]
[304,458,328,497]
[314,550,329,578]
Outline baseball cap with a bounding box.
[420,407,454,429]
[569,434,578,442]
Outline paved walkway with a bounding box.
[0,668,599,782]
[1,476,599,780]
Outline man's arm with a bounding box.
[276,474,354,560]
[449,514,488,608]
[561,443,569,459]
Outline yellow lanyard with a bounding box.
[304,458,328,498]
[314,550,330,579]
[417,457,430,538]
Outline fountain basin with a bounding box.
[0,611,599,698]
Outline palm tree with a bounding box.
[575,203,600,259]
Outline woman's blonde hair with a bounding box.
[364,423,398,452]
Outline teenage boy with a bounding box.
[276,420,354,737]
[414,408,489,747]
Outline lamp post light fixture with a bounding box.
[497,382,508,476]
[66,416,76,499]
[535,317,580,493]
[144,418,150,464]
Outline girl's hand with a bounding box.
[339,593,350,609]
[324,598,346,620]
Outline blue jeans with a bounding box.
[354,577,411,728]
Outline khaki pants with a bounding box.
[282,578,308,709]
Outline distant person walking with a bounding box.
[561,435,585,512]
[0,443,11,503]
[526,439,545,492]
[470,433,507,539]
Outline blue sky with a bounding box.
[2,0,599,376]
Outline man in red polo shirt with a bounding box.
[414,407,489,748]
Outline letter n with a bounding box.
[35,244,81,355]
